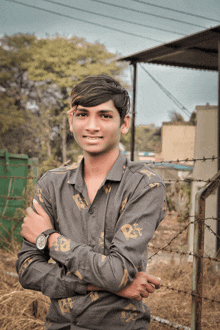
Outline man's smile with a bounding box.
[83,136,103,140]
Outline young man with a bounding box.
[16,74,166,330]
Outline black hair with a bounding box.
[71,74,130,122]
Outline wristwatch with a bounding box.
[36,229,58,252]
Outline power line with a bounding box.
[5,0,162,42]
[41,0,186,37]
[140,64,191,117]
[90,0,206,29]
[131,0,220,24]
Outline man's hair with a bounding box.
[70,74,130,122]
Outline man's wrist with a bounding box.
[48,233,60,249]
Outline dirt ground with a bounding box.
[0,213,219,330]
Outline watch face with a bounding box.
[36,234,47,250]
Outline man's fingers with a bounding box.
[143,273,161,289]
[140,290,149,299]
[26,207,34,215]
[33,199,50,220]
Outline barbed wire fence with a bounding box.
[0,155,220,329]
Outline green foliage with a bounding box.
[0,96,25,134]
[120,125,161,152]
[189,111,196,125]
[166,182,191,221]
[168,110,185,122]
[27,36,125,90]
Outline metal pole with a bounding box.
[191,170,220,330]
[191,193,205,330]
[217,39,220,253]
[131,62,137,161]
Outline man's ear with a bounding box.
[121,115,130,135]
[69,112,73,132]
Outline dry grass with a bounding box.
[147,213,220,329]
[0,213,219,329]
[0,245,49,330]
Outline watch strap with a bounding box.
[42,229,58,237]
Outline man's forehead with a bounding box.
[76,100,117,112]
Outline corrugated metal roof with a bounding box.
[119,25,220,71]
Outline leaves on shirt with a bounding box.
[52,236,71,252]
[140,169,156,179]
[121,303,138,323]
[58,298,75,315]
[121,223,143,241]
[73,194,89,210]
[118,269,129,288]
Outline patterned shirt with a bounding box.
[16,152,166,330]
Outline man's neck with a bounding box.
[83,149,119,180]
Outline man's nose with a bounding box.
[86,116,100,131]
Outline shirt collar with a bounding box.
[105,151,127,182]
[67,151,127,189]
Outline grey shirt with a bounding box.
[16,152,166,330]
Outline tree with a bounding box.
[189,111,196,125]
[168,110,185,122]
[0,34,128,163]
[0,34,41,156]
[120,125,161,153]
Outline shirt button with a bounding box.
[89,208,94,214]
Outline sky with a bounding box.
[1,0,220,127]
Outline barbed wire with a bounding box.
[151,316,191,329]
[161,284,220,304]
[150,155,218,164]
[148,222,192,260]
[166,213,220,222]
[205,223,220,240]
[149,246,220,262]
[164,178,220,183]
[0,155,218,169]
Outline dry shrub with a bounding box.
[0,247,49,330]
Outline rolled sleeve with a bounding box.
[16,183,87,298]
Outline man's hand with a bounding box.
[115,272,161,301]
[87,272,161,301]
[21,200,53,244]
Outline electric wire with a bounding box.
[90,0,206,29]
[131,0,220,24]
[5,0,162,42]
[40,0,186,36]
[140,64,191,117]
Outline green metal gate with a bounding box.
[0,150,38,244]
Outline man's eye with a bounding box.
[76,113,87,117]
[101,114,112,119]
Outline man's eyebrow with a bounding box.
[76,108,114,113]
[75,108,88,112]
[99,110,114,113]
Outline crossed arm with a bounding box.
[20,200,161,301]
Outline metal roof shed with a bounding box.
[119,25,220,330]
[118,24,220,162]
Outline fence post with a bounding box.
[191,170,220,330]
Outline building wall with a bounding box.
[160,122,195,161]
[189,105,218,259]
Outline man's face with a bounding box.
[69,100,130,157]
